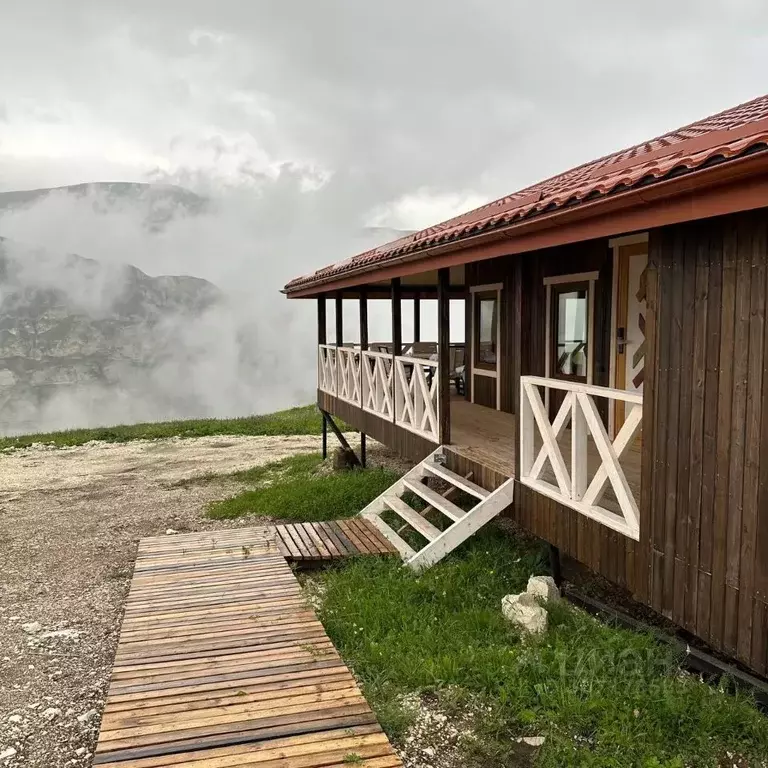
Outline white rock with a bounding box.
[7,715,22,724]
[0,747,17,760]
[42,707,61,721]
[21,621,42,635]
[422,747,436,757]
[165,528,179,535]
[77,709,98,724]
[526,575,560,603]
[75,747,86,757]
[520,735,546,747]
[502,592,548,634]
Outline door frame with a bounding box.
[469,282,502,410]
[608,232,649,436]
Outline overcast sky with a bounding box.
[2,0,768,232]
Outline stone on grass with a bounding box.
[526,575,560,603]
[515,735,546,747]
[332,446,357,471]
[502,592,548,634]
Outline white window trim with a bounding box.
[545,272,597,390]
[469,283,502,409]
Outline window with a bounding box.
[552,283,589,380]
[474,291,498,369]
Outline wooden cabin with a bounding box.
[283,93,768,677]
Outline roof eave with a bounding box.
[285,149,768,298]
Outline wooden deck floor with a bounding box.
[94,528,402,767]
[449,398,642,511]
[450,397,517,477]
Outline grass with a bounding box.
[0,405,330,450]
[315,530,768,767]
[207,453,400,522]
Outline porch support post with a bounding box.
[318,295,328,459]
[391,278,402,356]
[335,292,343,347]
[317,295,327,345]
[359,287,368,467]
[437,267,451,445]
[413,292,421,343]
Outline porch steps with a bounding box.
[359,448,515,571]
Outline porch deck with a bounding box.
[449,398,642,520]
[450,397,517,478]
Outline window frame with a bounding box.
[473,289,499,371]
[549,280,590,382]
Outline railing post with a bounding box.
[571,395,588,501]
[520,378,535,477]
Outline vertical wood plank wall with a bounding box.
[641,211,768,675]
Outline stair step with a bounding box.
[383,495,441,542]
[361,513,416,560]
[423,462,490,500]
[402,479,466,523]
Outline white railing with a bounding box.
[318,345,441,443]
[362,350,394,420]
[337,347,362,406]
[318,344,338,396]
[394,356,439,442]
[520,376,642,540]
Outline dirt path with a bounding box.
[0,434,351,768]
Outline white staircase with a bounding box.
[359,448,516,571]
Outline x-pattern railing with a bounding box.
[318,344,338,396]
[362,351,394,420]
[337,347,361,405]
[520,376,642,540]
[318,345,440,443]
[394,356,439,441]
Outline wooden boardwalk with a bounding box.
[94,527,402,767]
[273,519,398,562]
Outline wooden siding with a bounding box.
[472,375,496,409]
[318,391,437,464]
[444,448,510,493]
[640,210,768,676]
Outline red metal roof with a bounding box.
[285,93,768,293]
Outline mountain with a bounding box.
[0,235,221,433]
[0,182,207,231]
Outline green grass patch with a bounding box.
[207,453,399,522]
[317,529,768,767]
[0,405,330,450]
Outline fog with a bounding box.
[0,178,461,433]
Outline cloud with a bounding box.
[1,1,767,429]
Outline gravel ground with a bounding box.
[0,434,404,768]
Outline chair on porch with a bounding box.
[450,345,466,395]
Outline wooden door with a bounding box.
[614,243,648,431]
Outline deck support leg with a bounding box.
[320,409,362,467]
[321,412,328,459]
[549,544,563,589]
[361,432,367,467]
